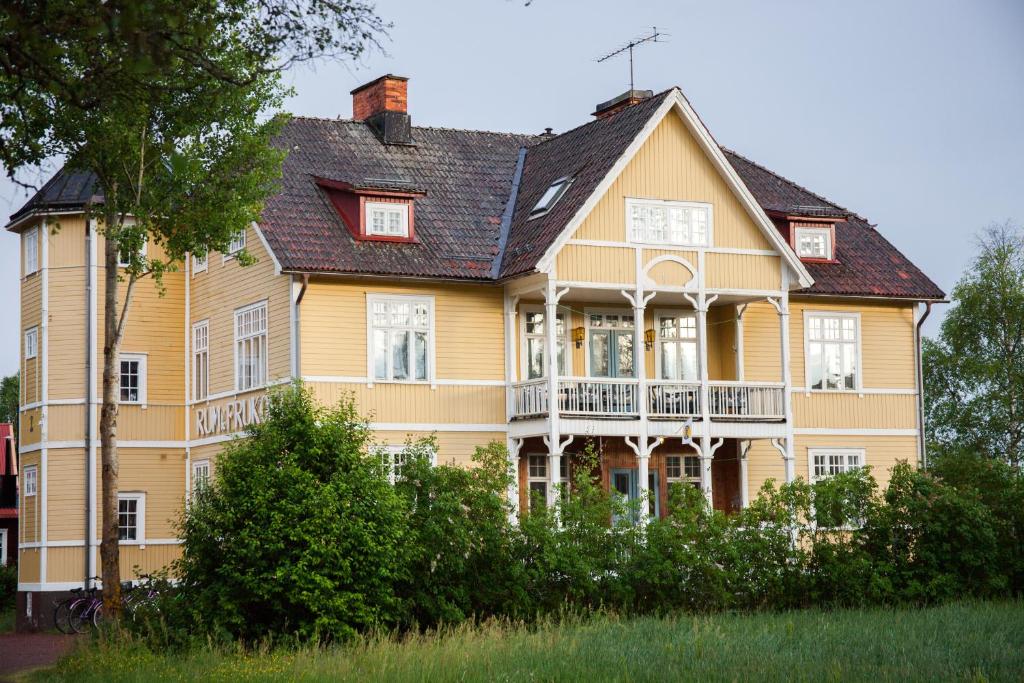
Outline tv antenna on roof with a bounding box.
[596,27,668,92]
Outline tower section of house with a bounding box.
[6,74,944,623]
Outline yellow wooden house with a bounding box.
[7,75,944,621]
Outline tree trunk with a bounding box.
[99,220,124,616]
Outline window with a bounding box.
[627,199,711,247]
[666,455,701,489]
[530,177,572,217]
[192,252,208,274]
[810,449,864,483]
[656,314,697,381]
[23,465,38,497]
[117,240,147,267]
[192,321,209,400]
[806,313,859,391]
[117,493,145,542]
[192,460,210,495]
[795,226,832,259]
[522,307,568,379]
[588,312,634,378]
[118,353,147,404]
[0,528,7,567]
[368,295,432,382]
[234,302,267,391]
[23,226,38,275]
[365,202,409,237]
[225,230,246,260]
[526,455,569,512]
[377,445,435,485]
[24,327,38,360]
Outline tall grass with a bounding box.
[38,601,1024,682]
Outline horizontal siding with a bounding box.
[307,381,506,425]
[301,278,504,381]
[90,447,187,541]
[573,113,773,250]
[47,448,86,542]
[793,393,917,430]
[47,216,87,268]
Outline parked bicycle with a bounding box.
[52,574,163,633]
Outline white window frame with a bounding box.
[117,239,147,268]
[808,448,866,483]
[377,444,436,485]
[665,454,702,488]
[24,326,38,360]
[192,252,208,275]
[23,464,38,497]
[118,353,148,405]
[0,528,7,566]
[366,294,435,386]
[223,229,246,262]
[192,320,209,401]
[625,198,713,248]
[583,308,636,378]
[191,459,211,496]
[117,492,146,544]
[794,226,832,260]
[526,454,568,510]
[804,311,862,393]
[365,202,410,238]
[653,309,698,381]
[23,226,39,276]
[519,305,571,380]
[234,301,268,392]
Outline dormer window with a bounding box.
[794,225,833,260]
[366,202,409,238]
[530,177,572,218]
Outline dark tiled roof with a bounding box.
[6,93,943,300]
[725,150,945,299]
[261,118,538,280]
[498,91,672,278]
[7,168,98,224]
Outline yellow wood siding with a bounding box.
[741,301,783,382]
[47,216,87,268]
[793,393,918,430]
[555,244,634,284]
[373,430,507,468]
[46,547,87,583]
[573,113,774,251]
[47,448,86,542]
[301,278,504,382]
[644,250,698,288]
[19,408,41,446]
[19,549,41,584]
[113,447,187,540]
[47,267,88,399]
[21,272,41,405]
[190,224,291,397]
[118,545,183,581]
[307,382,505,425]
[705,253,781,291]
[19,453,40,544]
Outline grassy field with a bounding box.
[35,601,1024,682]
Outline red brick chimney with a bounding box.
[592,89,653,119]
[351,74,408,121]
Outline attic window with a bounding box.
[794,226,833,260]
[366,202,409,237]
[530,177,572,218]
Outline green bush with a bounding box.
[0,562,16,612]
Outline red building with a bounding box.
[0,423,17,567]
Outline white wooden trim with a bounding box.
[365,201,411,238]
[793,226,833,260]
[365,293,437,389]
[792,386,916,395]
[369,422,508,433]
[651,307,698,381]
[117,352,149,406]
[807,447,866,483]
[582,306,637,378]
[251,221,282,275]
[624,197,714,248]
[233,299,269,393]
[802,310,863,393]
[566,238,777,257]
[117,492,146,543]
[518,303,572,380]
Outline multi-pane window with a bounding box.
[226,230,246,258]
[627,199,711,247]
[369,296,431,382]
[807,314,859,391]
[192,252,208,274]
[118,354,147,404]
[526,455,569,512]
[192,321,209,400]
[366,202,409,237]
[657,314,697,381]
[523,308,568,379]
[810,449,864,483]
[235,302,267,391]
[795,227,832,259]
[23,226,38,275]
[589,312,634,378]
[192,460,210,495]
[23,465,38,497]
[117,494,145,541]
[24,327,38,360]
[666,455,701,488]
[377,445,434,485]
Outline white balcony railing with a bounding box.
[511,378,548,417]
[647,381,701,418]
[707,381,785,420]
[559,377,638,417]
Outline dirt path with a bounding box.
[0,633,79,681]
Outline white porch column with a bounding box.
[699,437,713,505]
[544,278,566,508]
[739,440,751,509]
[769,270,796,482]
[506,438,522,522]
[735,303,747,381]
[503,292,519,422]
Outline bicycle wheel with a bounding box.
[91,603,103,629]
[67,599,93,634]
[53,598,74,634]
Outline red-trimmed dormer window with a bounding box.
[793,224,834,260]
[316,177,424,243]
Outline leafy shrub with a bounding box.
[0,563,16,612]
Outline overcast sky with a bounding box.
[1,0,1022,376]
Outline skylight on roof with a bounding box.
[529,176,572,218]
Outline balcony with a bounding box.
[510,378,784,421]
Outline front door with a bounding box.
[588,313,635,378]
[610,468,660,524]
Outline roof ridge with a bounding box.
[288,115,542,140]
[525,88,677,151]
[722,146,868,223]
